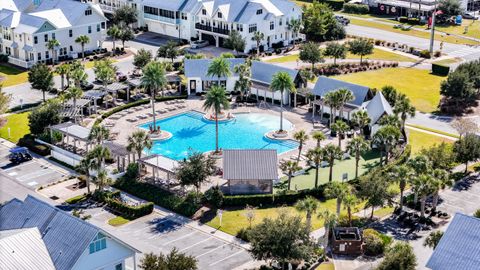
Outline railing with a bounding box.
[195,23,230,35]
[99,4,117,12]
[195,23,212,32]
[144,13,179,24]
[212,27,230,35]
[8,56,33,69]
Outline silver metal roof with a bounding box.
[104,141,130,157]
[251,60,300,86]
[312,76,372,107]
[223,149,278,180]
[138,154,179,173]
[50,122,91,141]
[184,58,245,80]
[364,91,393,125]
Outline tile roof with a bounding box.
[184,58,245,80]
[312,76,372,107]
[251,61,299,85]
[426,213,480,270]
[223,149,278,180]
[364,91,393,125]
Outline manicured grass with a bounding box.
[0,64,29,87]
[316,263,335,270]
[266,54,300,63]
[373,206,395,218]
[0,112,30,143]
[434,20,480,40]
[432,58,462,66]
[468,162,480,172]
[334,68,445,113]
[287,150,380,190]
[405,124,459,139]
[108,216,131,226]
[65,194,88,204]
[407,128,455,155]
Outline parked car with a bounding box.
[190,40,209,49]
[80,81,94,90]
[116,72,127,82]
[463,13,479,20]
[9,147,33,164]
[335,15,350,25]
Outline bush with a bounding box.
[203,186,224,208]
[65,194,88,204]
[419,50,431,59]
[432,63,450,76]
[106,198,154,219]
[343,3,369,14]
[0,54,9,62]
[398,17,423,25]
[223,187,325,207]
[125,163,139,180]
[17,134,50,156]
[326,0,344,10]
[363,229,387,256]
[236,227,252,242]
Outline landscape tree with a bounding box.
[248,211,313,269]
[474,209,480,218]
[126,130,153,161]
[414,174,435,218]
[0,88,11,129]
[430,169,451,210]
[324,90,342,126]
[358,170,395,219]
[141,61,167,129]
[351,110,370,136]
[440,70,475,107]
[331,120,349,148]
[407,155,431,205]
[455,59,480,89]
[299,42,323,71]
[119,27,135,49]
[46,39,60,65]
[293,129,309,164]
[347,136,370,178]
[325,182,351,216]
[133,48,153,70]
[28,63,54,102]
[251,31,264,56]
[372,125,401,165]
[343,194,359,227]
[55,63,70,91]
[376,242,417,270]
[287,18,302,47]
[280,160,301,190]
[28,100,61,135]
[207,57,231,85]
[224,30,246,55]
[95,169,111,191]
[202,86,230,154]
[312,131,326,147]
[139,248,197,270]
[107,25,121,53]
[75,35,90,61]
[451,117,479,139]
[337,88,355,118]
[394,93,416,131]
[69,61,88,87]
[270,71,295,132]
[76,154,95,194]
[438,0,462,16]
[317,209,337,249]
[64,86,83,115]
[453,133,480,173]
[424,231,444,250]
[94,59,117,93]
[387,164,413,211]
[89,145,111,171]
[302,1,345,42]
[113,5,138,28]
[306,147,324,188]
[380,85,399,106]
[323,144,343,182]
[233,63,252,100]
[89,125,110,145]
[378,114,401,129]
[295,196,319,231]
[324,42,347,65]
[175,152,216,196]
[158,41,181,63]
[420,142,455,170]
[348,38,374,64]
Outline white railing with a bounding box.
[144,13,180,24]
[8,56,33,69]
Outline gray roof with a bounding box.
[426,213,480,270]
[312,76,372,107]
[184,58,245,81]
[50,122,91,141]
[364,91,393,125]
[138,154,179,173]
[103,141,130,157]
[251,61,299,85]
[223,149,278,180]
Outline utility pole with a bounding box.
[429,3,437,55]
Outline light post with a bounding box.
[429,2,437,56]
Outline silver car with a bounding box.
[191,40,209,49]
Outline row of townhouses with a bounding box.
[85,0,303,54]
[0,0,107,68]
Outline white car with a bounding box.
[191,40,209,49]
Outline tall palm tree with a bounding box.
[94,59,117,95]
[64,86,83,121]
[46,39,61,65]
[407,155,431,205]
[126,130,153,160]
[317,209,337,249]
[336,88,355,119]
[306,147,324,188]
[55,63,70,91]
[203,85,230,154]
[75,35,90,61]
[324,91,342,126]
[207,57,231,85]
[280,160,301,190]
[251,31,264,56]
[91,145,111,169]
[351,110,371,137]
[70,65,88,88]
[295,196,318,231]
[430,169,451,211]
[233,63,251,101]
[378,114,401,129]
[325,182,351,216]
[331,120,349,148]
[107,25,121,54]
[388,165,414,211]
[346,137,370,179]
[323,144,343,182]
[415,174,435,218]
[312,131,326,148]
[343,194,358,227]
[95,169,111,191]
[287,18,302,47]
[141,61,167,131]
[293,130,309,164]
[372,125,401,165]
[77,155,95,194]
[89,125,110,145]
[394,93,416,131]
[270,71,295,132]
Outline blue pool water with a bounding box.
[138,111,299,160]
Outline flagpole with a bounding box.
[429,2,437,55]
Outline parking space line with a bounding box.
[209,250,245,266]
[3,161,35,171]
[178,237,213,252]
[16,169,56,181]
[195,243,227,258]
[159,231,196,243]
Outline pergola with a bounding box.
[49,122,92,154]
[83,90,105,113]
[137,154,178,187]
[60,98,92,119]
[103,141,132,172]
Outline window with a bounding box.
[5,47,11,55]
[256,9,263,15]
[70,46,73,52]
[97,24,100,32]
[181,13,187,20]
[45,51,49,59]
[248,24,257,33]
[270,21,274,30]
[218,12,222,18]
[202,9,206,15]
[52,33,55,40]
[115,263,123,270]
[89,233,107,254]
[279,18,283,26]
[85,9,92,16]
[88,26,92,34]
[236,24,243,32]
[38,52,41,60]
[34,36,38,44]
[69,29,72,37]
[44,34,48,42]
[101,22,106,29]
[0,44,2,53]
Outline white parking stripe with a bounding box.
[195,244,227,258]
[158,231,196,243]
[209,250,245,266]
[16,169,55,181]
[3,160,35,171]
[178,237,212,252]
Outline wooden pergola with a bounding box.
[137,154,179,187]
[103,141,133,172]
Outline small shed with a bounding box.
[331,227,363,255]
[223,149,278,195]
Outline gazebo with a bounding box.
[103,141,132,172]
[60,98,92,120]
[49,122,92,154]
[106,82,129,102]
[137,154,179,187]
[83,90,105,113]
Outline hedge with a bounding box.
[65,194,88,204]
[325,0,344,11]
[432,63,450,76]
[106,198,154,219]
[343,3,369,14]
[7,102,42,113]
[399,17,423,25]
[18,134,50,156]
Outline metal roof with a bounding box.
[106,82,129,93]
[103,141,130,157]
[83,90,105,100]
[251,61,300,86]
[223,149,278,180]
[312,76,372,107]
[184,58,245,81]
[138,154,179,174]
[364,91,393,125]
[50,122,91,141]
[426,213,480,270]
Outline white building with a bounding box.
[0,0,107,68]
[90,0,303,53]
[0,195,139,270]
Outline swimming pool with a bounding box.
[138,111,299,160]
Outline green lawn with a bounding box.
[432,58,463,66]
[266,54,300,63]
[407,128,455,155]
[0,112,30,143]
[108,216,131,226]
[373,206,395,218]
[287,150,380,191]
[316,263,335,270]
[431,20,480,40]
[0,64,29,87]
[405,124,459,139]
[334,68,445,113]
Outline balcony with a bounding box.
[144,13,180,25]
[195,23,230,35]
[99,4,117,13]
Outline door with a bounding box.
[190,80,196,93]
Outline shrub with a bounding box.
[223,187,325,207]
[363,229,386,256]
[125,163,140,180]
[325,0,344,10]
[236,227,252,242]
[203,186,224,208]
[343,3,369,14]
[106,198,154,219]
[17,134,50,156]
[419,50,431,59]
[65,194,88,204]
[432,63,450,76]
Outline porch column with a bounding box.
[312,96,316,120]
[215,36,219,47]
[117,156,120,171]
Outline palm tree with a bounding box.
[324,91,342,126]
[317,209,337,249]
[55,63,70,91]
[293,130,309,164]
[394,93,416,131]
[388,164,413,211]
[336,88,355,119]
[207,57,231,85]
[203,85,230,154]
[89,125,110,145]
[233,63,252,101]
[295,196,318,231]
[70,65,88,88]
[95,169,111,191]
[415,174,435,218]
[346,137,370,179]
[90,145,111,171]
[77,155,95,194]
[251,31,264,56]
[107,25,121,54]
[94,59,117,95]
[270,71,295,132]
[331,120,349,148]
[141,61,167,131]
[75,35,90,61]
[323,144,343,182]
[46,39,61,65]
[287,18,302,47]
[312,131,326,148]
[343,194,358,227]
[407,155,431,205]
[351,110,371,137]
[325,182,351,216]
[430,169,451,211]
[306,147,324,188]
[280,160,301,190]
[126,130,153,160]
[378,114,401,129]
[372,125,401,165]
[65,86,83,109]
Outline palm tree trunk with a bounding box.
[215,111,219,153]
[465,161,469,173]
[355,157,359,179]
[348,207,352,226]
[338,136,341,148]
[432,191,439,210]
[287,175,292,190]
[323,226,329,249]
[60,76,64,91]
[414,192,418,205]
[336,198,341,216]
[306,213,312,231]
[112,39,116,54]
[152,97,156,130]
[257,41,260,56]
[296,145,302,165]
[315,165,319,188]
[280,90,284,131]
[399,188,404,211]
[42,90,46,102]
[420,196,426,218]
[334,57,337,65]
[370,206,375,220]
[329,163,333,182]
[86,174,91,194]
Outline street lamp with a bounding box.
[429,1,438,55]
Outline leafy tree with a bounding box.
[158,41,181,63]
[139,248,197,270]
[233,63,252,100]
[331,120,349,148]
[317,209,337,249]
[324,42,347,65]
[323,144,343,182]
[94,59,117,93]
[89,125,110,145]
[203,186,224,209]
[293,129,309,164]
[224,30,246,54]
[64,86,83,113]
[202,86,230,153]
[46,39,60,65]
[0,88,10,129]
[358,170,395,219]
[287,18,302,47]
[312,131,326,147]
[455,59,480,89]
[347,136,370,178]
[107,25,121,53]
[175,152,216,195]
[453,133,480,173]
[69,61,88,87]
[113,5,138,27]
[207,57,231,84]
[280,160,301,190]
[28,63,54,101]
[75,35,90,61]
[440,70,475,106]
[376,242,417,270]
[141,61,167,129]
[119,27,135,49]
[387,164,413,211]
[424,231,444,250]
[381,85,399,106]
[420,142,455,170]
[348,38,374,64]
[126,130,153,160]
[251,31,264,56]
[248,211,313,269]
[451,117,479,139]
[351,110,370,136]
[270,71,295,132]
[394,93,415,130]
[343,194,358,227]
[306,147,324,188]
[373,125,401,165]
[299,42,323,71]
[295,196,319,231]
[220,52,235,59]
[302,1,345,42]
[474,209,480,218]
[28,100,61,135]
[134,48,153,70]
[438,0,462,16]
[325,182,351,216]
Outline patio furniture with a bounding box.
[126,118,138,123]
[166,107,176,111]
